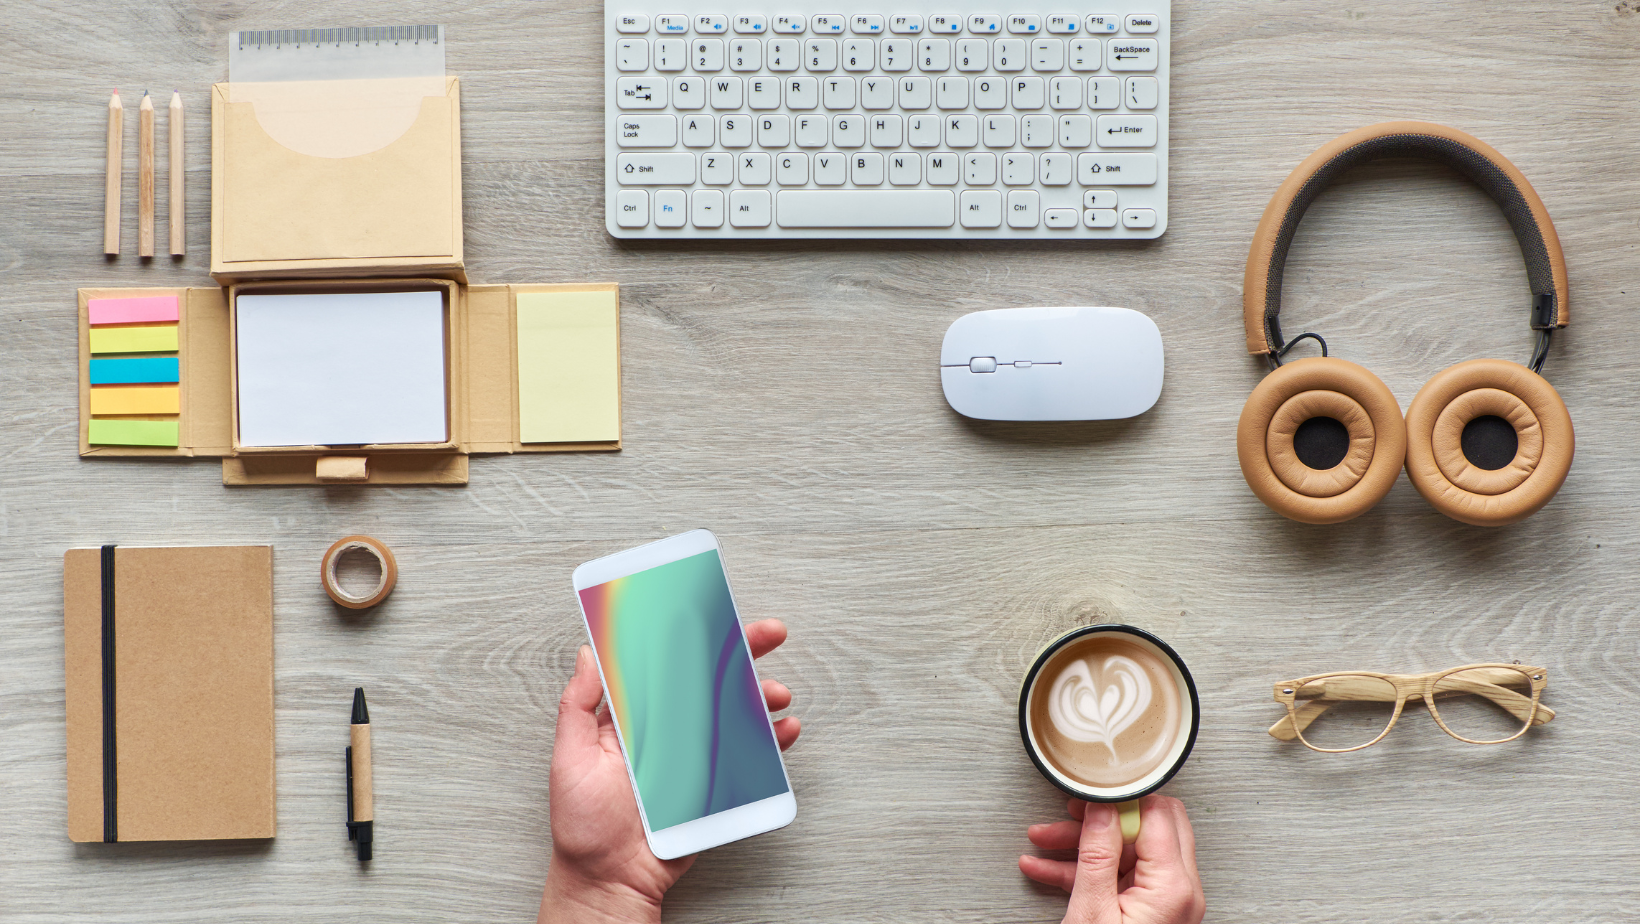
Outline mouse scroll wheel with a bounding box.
[969,357,998,373]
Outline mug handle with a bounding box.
[1117,800,1142,844]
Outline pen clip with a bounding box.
[346,745,357,839]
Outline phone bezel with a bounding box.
[571,528,797,860]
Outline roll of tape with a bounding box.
[322,535,398,609]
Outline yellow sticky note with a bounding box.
[89,324,179,354]
[516,289,620,443]
[89,385,181,416]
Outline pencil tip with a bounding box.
[352,687,369,724]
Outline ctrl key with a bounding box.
[616,190,649,228]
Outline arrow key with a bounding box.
[1096,114,1156,148]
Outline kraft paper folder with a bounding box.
[210,76,464,282]
[64,545,275,842]
[77,282,621,485]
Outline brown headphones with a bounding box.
[1237,121,1574,527]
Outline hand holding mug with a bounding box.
[1020,795,1205,924]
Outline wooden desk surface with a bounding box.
[3,2,1638,921]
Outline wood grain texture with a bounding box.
[3,1,1640,921]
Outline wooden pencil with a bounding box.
[103,91,122,255]
[169,91,184,256]
[137,91,154,258]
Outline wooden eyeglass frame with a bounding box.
[1268,663,1553,752]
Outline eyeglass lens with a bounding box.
[1292,675,1399,750]
[1428,667,1536,743]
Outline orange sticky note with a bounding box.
[89,385,181,415]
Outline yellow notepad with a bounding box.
[517,290,620,443]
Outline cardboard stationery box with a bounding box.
[210,76,465,283]
[78,281,621,486]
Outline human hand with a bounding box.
[538,619,801,924]
[1019,795,1204,924]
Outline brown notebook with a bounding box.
[64,545,275,842]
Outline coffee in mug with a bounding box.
[1019,625,1200,804]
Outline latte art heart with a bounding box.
[1047,655,1154,764]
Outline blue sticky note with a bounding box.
[89,356,179,385]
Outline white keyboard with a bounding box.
[604,4,1170,239]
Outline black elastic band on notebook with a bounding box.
[100,544,117,843]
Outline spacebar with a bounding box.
[777,190,956,228]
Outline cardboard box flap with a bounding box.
[210,76,463,281]
[465,285,516,453]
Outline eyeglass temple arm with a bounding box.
[1268,676,1555,740]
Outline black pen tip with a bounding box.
[352,687,369,724]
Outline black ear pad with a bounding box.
[1404,359,1574,526]
[1237,358,1407,525]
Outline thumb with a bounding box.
[555,645,605,754]
[1064,802,1124,924]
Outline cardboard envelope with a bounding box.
[210,76,464,282]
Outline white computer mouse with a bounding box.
[939,306,1164,421]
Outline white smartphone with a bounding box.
[571,529,797,859]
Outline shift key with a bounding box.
[616,153,697,185]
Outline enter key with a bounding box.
[1096,115,1157,148]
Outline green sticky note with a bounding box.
[88,418,179,447]
[89,324,180,354]
[517,289,620,443]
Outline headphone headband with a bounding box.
[1243,121,1569,356]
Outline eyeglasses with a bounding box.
[1269,663,1553,752]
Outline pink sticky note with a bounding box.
[88,295,180,326]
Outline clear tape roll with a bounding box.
[322,535,398,609]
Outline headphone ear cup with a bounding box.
[1237,357,1408,525]
[1404,358,1574,526]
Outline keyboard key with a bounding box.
[1002,152,1034,185]
[709,76,744,109]
[927,14,963,33]
[617,14,651,33]
[859,76,892,109]
[674,76,706,110]
[720,113,753,145]
[843,38,874,71]
[973,76,1007,109]
[869,114,903,146]
[1077,152,1158,185]
[772,14,806,33]
[1084,207,1117,227]
[993,39,1027,71]
[1106,38,1157,71]
[1045,15,1079,34]
[1032,38,1064,71]
[1084,189,1117,208]
[964,152,997,184]
[1084,14,1119,34]
[616,77,667,109]
[968,14,1002,33]
[654,189,687,226]
[693,188,724,226]
[1007,14,1042,33]
[777,189,956,227]
[701,150,734,183]
[1007,189,1040,226]
[1126,76,1159,110]
[833,113,865,146]
[983,114,1017,147]
[1125,14,1160,34]
[1039,152,1073,185]
[812,14,846,33]
[1020,114,1054,147]
[730,190,772,226]
[777,151,809,184]
[739,152,772,184]
[693,38,724,70]
[908,114,941,146]
[1059,114,1092,147]
[681,112,714,145]
[767,38,801,70]
[656,14,690,33]
[795,113,827,145]
[748,76,781,109]
[881,39,915,71]
[898,76,932,109]
[616,189,649,227]
[889,151,922,184]
[890,14,924,34]
[806,38,839,70]
[851,14,885,33]
[956,39,988,71]
[615,114,678,147]
[695,14,728,33]
[1097,114,1157,147]
[616,39,649,71]
[1011,76,1045,109]
[786,76,819,109]
[920,39,952,72]
[1122,207,1157,228]
[814,151,847,184]
[927,151,960,184]
[936,75,968,108]
[618,152,695,184]
[1049,75,1082,109]
[1087,76,1121,109]
[945,114,978,146]
[823,76,856,109]
[730,39,762,70]
[757,113,792,146]
[851,152,885,184]
[733,14,768,33]
[960,190,1003,226]
[655,38,687,70]
[1044,207,1079,228]
[1068,38,1101,71]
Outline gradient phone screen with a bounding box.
[579,548,789,832]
